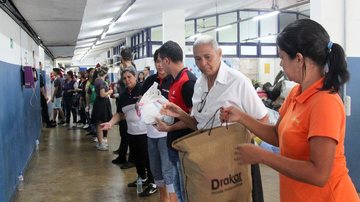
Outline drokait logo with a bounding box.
[211,172,243,194]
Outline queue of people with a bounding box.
[40,19,359,202]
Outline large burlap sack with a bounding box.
[172,123,253,202]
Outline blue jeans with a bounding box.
[168,148,185,202]
[148,137,175,193]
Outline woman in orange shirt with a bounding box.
[220,19,359,202]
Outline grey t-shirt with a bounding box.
[94,78,109,97]
[53,77,63,98]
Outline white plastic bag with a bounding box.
[139,82,174,125]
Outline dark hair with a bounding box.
[98,66,109,77]
[67,70,74,78]
[53,68,61,75]
[153,49,159,62]
[86,67,94,73]
[121,47,133,61]
[137,72,145,82]
[158,41,183,63]
[277,19,349,93]
[121,68,137,78]
[144,66,150,71]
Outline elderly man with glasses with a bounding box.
[160,35,268,202]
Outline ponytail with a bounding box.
[322,43,349,93]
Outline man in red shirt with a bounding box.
[155,41,196,202]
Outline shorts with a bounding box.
[53,97,62,109]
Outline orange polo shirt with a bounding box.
[278,78,359,202]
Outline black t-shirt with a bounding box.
[53,77,63,98]
[94,78,109,98]
[117,83,142,113]
[40,74,45,88]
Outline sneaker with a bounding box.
[59,120,66,125]
[121,162,135,170]
[103,138,108,143]
[77,123,84,128]
[127,177,147,188]
[93,137,98,142]
[83,124,89,129]
[139,183,158,197]
[97,143,108,151]
[62,123,68,127]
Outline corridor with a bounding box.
[12,126,280,202]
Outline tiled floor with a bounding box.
[12,124,280,202]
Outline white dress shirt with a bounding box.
[191,61,268,129]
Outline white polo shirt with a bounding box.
[191,61,268,129]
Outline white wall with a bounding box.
[134,57,155,71]
[0,9,47,67]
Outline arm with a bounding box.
[51,86,58,102]
[99,88,113,98]
[160,102,198,130]
[154,118,189,132]
[100,113,125,130]
[40,87,48,100]
[236,137,336,187]
[220,106,279,146]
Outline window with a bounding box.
[259,12,278,43]
[279,13,297,32]
[196,17,217,39]
[240,45,257,56]
[261,46,277,55]
[239,11,258,42]
[185,20,195,42]
[218,12,238,42]
[151,26,162,41]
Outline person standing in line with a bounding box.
[51,68,65,124]
[220,19,359,202]
[62,71,77,128]
[39,62,56,128]
[101,69,158,197]
[143,66,151,79]
[139,49,177,200]
[160,35,268,202]
[91,66,113,151]
[153,41,196,202]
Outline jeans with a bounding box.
[63,97,77,124]
[148,137,174,193]
[168,148,185,202]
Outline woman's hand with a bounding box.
[234,144,264,165]
[160,102,185,118]
[153,118,171,132]
[108,89,114,95]
[219,106,244,123]
[100,122,112,130]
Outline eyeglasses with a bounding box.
[197,92,208,113]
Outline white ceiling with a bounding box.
[10,0,309,63]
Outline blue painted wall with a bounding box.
[345,57,360,191]
[0,60,42,202]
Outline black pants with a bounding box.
[128,134,153,182]
[63,97,77,124]
[251,139,264,202]
[118,120,134,162]
[79,106,87,124]
[40,94,50,124]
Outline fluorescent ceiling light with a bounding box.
[189,33,202,39]
[215,25,232,32]
[252,11,280,21]
[256,34,277,41]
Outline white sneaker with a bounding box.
[77,123,84,128]
[83,124,89,129]
[97,143,108,151]
[103,138,108,143]
[62,123,68,127]
[93,137,98,142]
